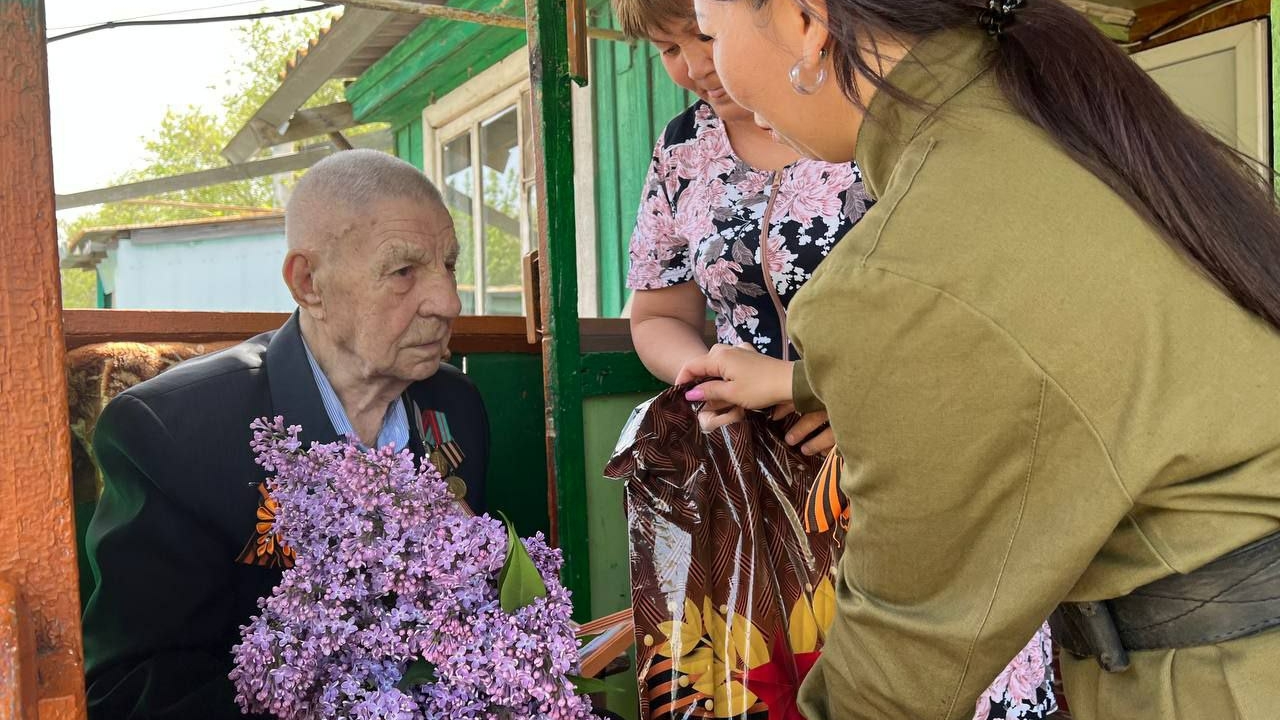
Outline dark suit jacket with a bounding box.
[81,314,489,720]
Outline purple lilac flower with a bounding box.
[231,417,600,720]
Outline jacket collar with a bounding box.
[266,311,430,462]
[856,28,995,199]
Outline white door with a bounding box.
[1134,20,1271,167]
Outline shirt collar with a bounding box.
[300,335,410,452]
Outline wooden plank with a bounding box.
[238,102,359,149]
[349,11,510,122]
[409,116,424,170]
[1126,0,1268,51]
[460,353,550,535]
[592,32,624,317]
[286,103,360,142]
[0,579,39,720]
[0,3,86,718]
[423,47,530,127]
[578,318,636,353]
[63,310,541,354]
[62,310,288,349]
[1126,0,1214,41]
[345,0,497,109]
[1061,0,1139,28]
[567,0,590,81]
[222,7,397,163]
[364,30,526,125]
[526,0,593,619]
[579,351,664,396]
[56,131,393,210]
[609,39,654,313]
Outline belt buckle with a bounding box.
[1054,601,1131,673]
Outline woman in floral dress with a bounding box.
[615,0,1058,716]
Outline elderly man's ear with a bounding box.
[283,250,326,320]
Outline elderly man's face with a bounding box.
[324,198,462,383]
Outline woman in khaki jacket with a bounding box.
[677,0,1280,718]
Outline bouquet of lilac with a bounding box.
[230,417,601,720]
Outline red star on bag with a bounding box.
[736,630,823,720]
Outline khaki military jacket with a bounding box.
[790,28,1280,720]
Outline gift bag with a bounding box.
[605,386,843,720]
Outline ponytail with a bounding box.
[804,0,1280,330]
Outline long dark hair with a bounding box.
[793,0,1280,330]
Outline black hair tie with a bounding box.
[979,0,1025,37]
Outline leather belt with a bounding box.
[1050,530,1280,672]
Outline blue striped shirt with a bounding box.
[301,337,410,452]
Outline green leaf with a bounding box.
[566,674,624,695]
[396,659,437,691]
[496,511,547,613]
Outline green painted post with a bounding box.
[525,0,592,618]
[1273,1,1280,176]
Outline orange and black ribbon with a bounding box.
[236,482,296,568]
[803,450,850,534]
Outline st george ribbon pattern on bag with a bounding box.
[605,386,840,720]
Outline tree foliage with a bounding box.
[58,10,366,305]
[60,10,352,243]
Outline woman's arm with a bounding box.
[629,283,712,384]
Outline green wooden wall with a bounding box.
[590,7,697,317]
[583,392,652,720]
[347,0,526,127]
[448,353,551,537]
[1273,3,1279,175]
[394,118,425,171]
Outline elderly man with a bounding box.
[81,150,489,719]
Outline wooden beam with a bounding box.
[327,130,355,150]
[117,198,275,213]
[566,0,589,82]
[1062,0,1139,28]
[265,102,359,147]
[1126,0,1267,51]
[222,7,400,164]
[56,131,392,210]
[525,0,593,619]
[57,149,331,209]
[0,2,86,718]
[1127,0,1217,42]
[62,311,640,354]
[0,579,39,720]
[62,310,553,354]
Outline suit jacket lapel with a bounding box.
[264,311,342,447]
[405,395,427,463]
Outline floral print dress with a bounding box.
[627,101,870,359]
[626,100,1059,720]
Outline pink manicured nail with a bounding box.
[685,388,706,402]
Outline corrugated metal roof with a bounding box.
[279,5,431,84]
[65,212,285,255]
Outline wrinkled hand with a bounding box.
[772,402,833,456]
[676,344,794,433]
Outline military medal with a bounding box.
[429,447,450,475]
[446,476,467,500]
[420,407,466,478]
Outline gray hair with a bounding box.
[285,149,444,251]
